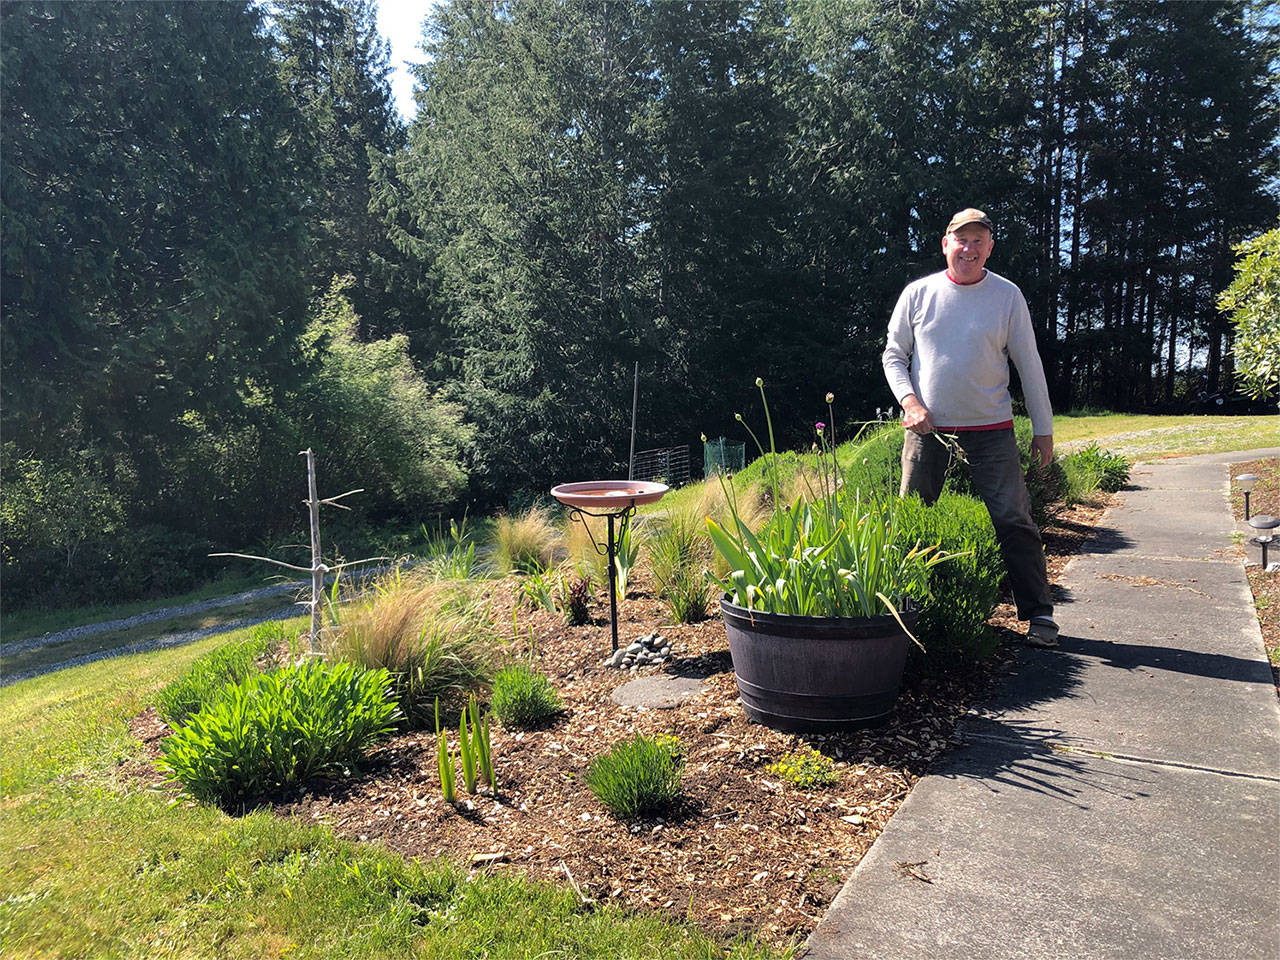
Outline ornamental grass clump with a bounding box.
[325,571,496,727]
[705,381,956,640]
[157,660,401,810]
[648,511,713,623]
[490,663,561,729]
[586,735,684,820]
[493,505,559,575]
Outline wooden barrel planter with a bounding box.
[720,596,917,733]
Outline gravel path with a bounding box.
[0,607,299,688]
[0,580,307,658]
[0,561,420,686]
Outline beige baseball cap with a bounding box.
[946,208,994,234]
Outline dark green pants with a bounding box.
[900,428,1052,622]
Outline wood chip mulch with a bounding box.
[126,496,1113,950]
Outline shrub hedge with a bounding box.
[895,491,1006,674]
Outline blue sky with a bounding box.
[375,0,441,121]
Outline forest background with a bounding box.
[2,0,1277,610]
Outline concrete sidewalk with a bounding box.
[806,448,1280,960]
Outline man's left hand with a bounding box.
[1030,435,1054,470]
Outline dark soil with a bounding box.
[128,498,1112,949]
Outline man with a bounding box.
[881,208,1059,647]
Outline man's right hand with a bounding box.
[901,395,934,434]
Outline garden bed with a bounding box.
[128,498,1110,949]
[1230,458,1279,692]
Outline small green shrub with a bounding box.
[895,491,1005,674]
[767,747,839,790]
[490,664,561,728]
[586,735,683,820]
[156,620,292,723]
[157,660,401,810]
[1014,417,1068,526]
[1062,442,1130,497]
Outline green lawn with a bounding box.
[0,625,788,960]
[1053,412,1279,458]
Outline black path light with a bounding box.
[1237,473,1260,520]
[1247,514,1279,570]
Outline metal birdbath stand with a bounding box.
[551,480,669,652]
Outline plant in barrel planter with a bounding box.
[705,381,955,732]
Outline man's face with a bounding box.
[942,224,993,283]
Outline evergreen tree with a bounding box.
[2,0,310,497]
[272,0,407,334]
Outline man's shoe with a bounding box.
[1026,616,1059,648]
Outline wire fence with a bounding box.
[632,445,690,487]
[703,437,746,477]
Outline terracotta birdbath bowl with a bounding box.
[550,479,670,510]
[550,480,670,651]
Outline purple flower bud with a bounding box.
[815,422,825,433]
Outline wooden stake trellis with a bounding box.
[210,449,388,653]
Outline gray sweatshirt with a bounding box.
[882,269,1053,436]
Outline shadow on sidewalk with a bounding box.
[932,628,1274,807]
[941,723,1158,810]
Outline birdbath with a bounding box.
[550,480,670,652]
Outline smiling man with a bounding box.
[881,208,1059,647]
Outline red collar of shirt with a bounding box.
[945,269,986,285]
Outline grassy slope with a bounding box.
[1,623,785,960]
[1054,412,1279,457]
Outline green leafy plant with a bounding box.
[613,515,640,603]
[456,694,494,793]
[156,620,292,723]
[1219,225,1280,400]
[586,735,684,820]
[422,515,480,579]
[490,663,561,729]
[518,565,562,613]
[435,700,456,804]
[561,574,592,626]
[767,747,839,790]
[705,381,954,640]
[157,661,401,810]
